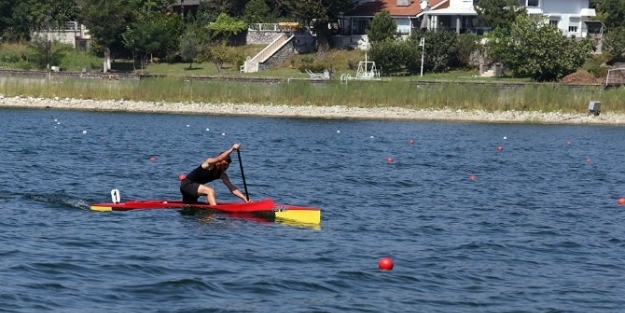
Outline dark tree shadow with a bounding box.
[110,61,135,72]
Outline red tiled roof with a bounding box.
[345,0,448,17]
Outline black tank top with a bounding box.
[186,165,221,184]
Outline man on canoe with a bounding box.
[180,143,250,205]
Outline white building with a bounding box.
[423,0,597,38]
[33,21,91,50]
[343,0,598,39]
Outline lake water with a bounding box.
[1,108,625,312]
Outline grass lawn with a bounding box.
[140,48,534,83]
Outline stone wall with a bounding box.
[259,40,294,71]
[245,31,317,52]
[256,35,316,71]
[246,31,283,45]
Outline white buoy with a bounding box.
[337,130,340,133]
[82,130,87,134]
[206,128,209,131]
[370,136,374,138]
[503,136,507,140]
[186,125,190,127]
[222,133,225,136]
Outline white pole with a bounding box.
[420,37,425,77]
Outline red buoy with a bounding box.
[378,257,394,271]
[497,145,503,152]
[469,174,477,181]
[618,198,625,205]
[409,139,415,145]
[149,156,157,162]
[386,157,394,164]
[178,174,186,181]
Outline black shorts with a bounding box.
[180,179,201,204]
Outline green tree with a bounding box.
[78,0,133,72]
[456,33,481,69]
[474,0,526,31]
[79,0,176,72]
[28,38,72,70]
[199,41,242,74]
[419,31,461,73]
[366,10,397,43]
[180,29,201,69]
[0,0,77,42]
[243,0,272,23]
[122,9,182,70]
[487,15,594,81]
[206,13,247,42]
[283,0,358,51]
[596,0,625,29]
[603,27,625,61]
[200,0,248,18]
[369,39,416,75]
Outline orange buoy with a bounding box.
[497,145,503,152]
[469,174,477,181]
[178,174,186,181]
[378,257,394,271]
[386,157,394,163]
[618,198,625,205]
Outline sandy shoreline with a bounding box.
[1,95,623,125]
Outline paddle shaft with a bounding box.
[236,149,250,201]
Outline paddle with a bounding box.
[236,149,250,201]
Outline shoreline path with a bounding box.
[1,96,624,125]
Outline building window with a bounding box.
[518,0,539,7]
[569,26,578,33]
[549,20,558,26]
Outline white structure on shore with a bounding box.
[342,0,598,43]
[422,0,597,38]
[33,21,91,50]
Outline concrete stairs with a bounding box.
[242,33,294,73]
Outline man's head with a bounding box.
[216,152,232,170]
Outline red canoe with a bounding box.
[90,198,321,225]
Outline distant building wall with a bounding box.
[32,21,91,50]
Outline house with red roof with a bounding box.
[339,0,598,49]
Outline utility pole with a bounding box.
[419,37,425,77]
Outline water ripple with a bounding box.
[2,109,625,312]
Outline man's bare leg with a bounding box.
[197,185,217,205]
